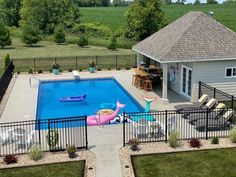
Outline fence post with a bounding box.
[76,56,78,70]
[38,119,41,146]
[165,110,168,143]
[48,120,51,151]
[213,88,216,99]
[115,55,118,70]
[206,108,209,140]
[85,116,88,150]
[54,57,57,64]
[134,54,137,68]
[123,111,126,147]
[96,56,98,66]
[33,58,36,69]
[198,81,202,99]
[231,96,234,109]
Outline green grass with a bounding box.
[132,148,236,177]
[81,4,236,32]
[0,161,85,177]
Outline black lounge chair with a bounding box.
[195,110,234,131]
[187,103,226,124]
[175,94,208,113]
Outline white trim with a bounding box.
[132,48,236,64]
[180,65,192,99]
[225,67,236,78]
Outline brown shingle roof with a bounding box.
[133,11,236,63]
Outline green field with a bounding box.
[0,161,85,177]
[81,4,236,32]
[132,148,236,177]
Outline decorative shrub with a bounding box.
[28,67,34,74]
[68,68,73,72]
[107,35,117,50]
[54,25,66,45]
[17,71,20,74]
[79,68,83,72]
[37,70,43,74]
[128,139,139,151]
[211,136,219,144]
[66,145,76,154]
[3,155,18,164]
[229,128,236,143]
[107,68,111,70]
[126,67,130,70]
[189,138,201,148]
[168,132,180,148]
[52,63,60,69]
[97,68,101,71]
[77,35,88,47]
[28,145,43,161]
[117,67,121,70]
[88,61,96,68]
[4,53,10,68]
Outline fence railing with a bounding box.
[0,60,14,102]
[0,116,88,156]
[123,108,236,146]
[199,81,236,109]
[13,54,137,72]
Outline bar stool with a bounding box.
[144,79,153,91]
[132,75,138,85]
[136,76,144,89]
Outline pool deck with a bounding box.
[0,70,189,123]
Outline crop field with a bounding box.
[81,4,236,32]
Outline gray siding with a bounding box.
[192,60,236,101]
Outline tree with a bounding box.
[77,35,88,47]
[0,0,22,26]
[113,0,125,6]
[21,23,41,46]
[194,0,201,4]
[4,53,10,68]
[54,25,66,44]
[0,20,12,48]
[107,35,117,50]
[20,0,81,34]
[207,0,218,3]
[126,0,167,40]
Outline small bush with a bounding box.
[117,67,121,70]
[107,35,117,50]
[37,70,43,74]
[126,67,130,70]
[17,71,20,74]
[77,35,88,47]
[169,132,180,148]
[229,128,236,143]
[4,53,10,68]
[211,136,219,144]
[79,68,83,72]
[189,138,201,148]
[28,145,43,161]
[54,25,66,45]
[128,139,139,146]
[107,68,111,70]
[28,67,34,74]
[68,68,73,72]
[97,68,101,71]
[59,69,63,73]
[4,155,18,164]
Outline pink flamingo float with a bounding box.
[87,101,126,126]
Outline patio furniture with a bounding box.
[133,118,150,139]
[195,110,234,131]
[181,98,218,117]
[72,70,80,79]
[144,79,153,91]
[175,94,209,113]
[13,128,27,150]
[132,74,138,85]
[187,103,226,124]
[0,128,13,145]
[160,116,177,136]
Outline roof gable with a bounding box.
[133,11,236,63]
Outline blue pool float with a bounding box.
[60,94,87,102]
[100,103,116,110]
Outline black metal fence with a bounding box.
[123,108,236,146]
[13,54,137,72]
[0,60,14,102]
[0,116,88,156]
[199,81,236,109]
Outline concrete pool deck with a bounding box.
[0,70,189,123]
[0,70,190,177]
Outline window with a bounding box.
[225,67,236,78]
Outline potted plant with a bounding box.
[88,61,96,73]
[52,63,60,75]
[128,139,139,151]
[66,145,76,158]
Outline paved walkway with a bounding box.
[88,124,123,177]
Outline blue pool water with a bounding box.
[36,78,144,121]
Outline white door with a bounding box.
[181,65,192,98]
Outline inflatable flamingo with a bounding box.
[87,101,126,126]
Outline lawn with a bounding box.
[0,161,85,177]
[81,4,236,32]
[132,148,236,177]
[0,38,133,59]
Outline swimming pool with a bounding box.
[36,78,144,121]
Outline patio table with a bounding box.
[13,128,27,149]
